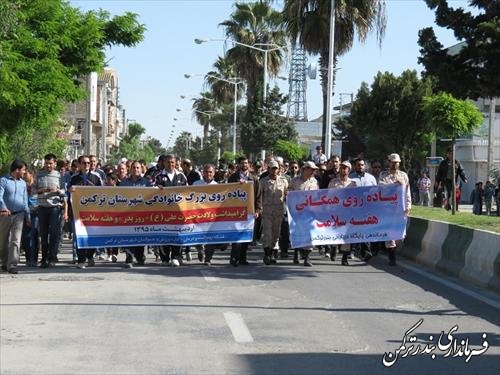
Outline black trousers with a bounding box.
[230,243,249,263]
[279,216,290,253]
[77,249,95,263]
[202,245,216,262]
[159,245,181,262]
[125,246,145,263]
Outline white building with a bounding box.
[456,97,500,200]
[62,69,126,163]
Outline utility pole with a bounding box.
[486,97,496,181]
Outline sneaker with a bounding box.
[239,260,250,265]
[40,262,49,269]
[76,263,86,269]
[111,255,118,263]
[124,263,133,268]
[171,259,180,267]
[203,261,211,266]
[49,262,56,267]
[8,268,18,274]
[293,259,299,264]
[186,252,192,262]
[161,261,169,266]
[107,256,112,261]
[98,255,105,260]
[229,258,238,267]
[88,259,95,267]
[304,260,313,267]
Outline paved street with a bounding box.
[1,242,499,375]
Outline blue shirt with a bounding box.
[0,175,29,217]
[119,176,152,187]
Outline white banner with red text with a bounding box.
[286,183,408,248]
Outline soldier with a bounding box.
[378,153,411,266]
[260,160,288,265]
[328,161,357,265]
[289,161,319,267]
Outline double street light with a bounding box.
[176,108,216,148]
[194,38,287,102]
[184,73,243,158]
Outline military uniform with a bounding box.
[378,168,411,265]
[289,175,319,191]
[328,177,357,264]
[289,174,318,265]
[260,175,288,264]
[328,177,356,189]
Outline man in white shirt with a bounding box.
[312,145,327,166]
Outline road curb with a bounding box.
[402,217,500,293]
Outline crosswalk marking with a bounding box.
[224,312,254,343]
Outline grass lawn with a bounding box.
[410,206,500,233]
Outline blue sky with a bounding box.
[71,0,473,148]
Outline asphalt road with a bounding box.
[1,243,499,375]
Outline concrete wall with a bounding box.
[402,217,500,293]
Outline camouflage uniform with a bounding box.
[328,178,357,262]
[289,175,319,191]
[260,175,288,259]
[378,169,411,263]
[289,174,318,265]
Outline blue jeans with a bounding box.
[22,213,39,264]
[38,206,62,263]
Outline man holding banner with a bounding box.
[228,156,262,267]
[119,161,152,267]
[378,153,411,266]
[328,160,357,266]
[69,155,102,269]
[289,161,319,267]
[154,154,188,267]
[287,159,408,268]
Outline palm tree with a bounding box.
[220,1,287,106]
[283,0,387,148]
[205,56,243,105]
[192,91,216,139]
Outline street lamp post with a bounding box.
[184,73,242,159]
[325,0,336,159]
[177,108,216,144]
[195,38,286,102]
[196,38,286,161]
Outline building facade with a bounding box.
[61,69,126,163]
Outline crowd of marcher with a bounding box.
[8,145,492,275]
